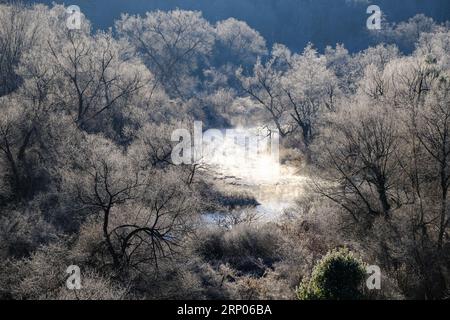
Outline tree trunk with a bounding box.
[438,163,448,250]
[103,207,120,267]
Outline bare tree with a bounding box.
[314,104,403,221]
[70,135,199,272]
[237,48,295,137]
[215,18,267,65]
[0,2,40,96]
[282,45,339,145]
[116,10,214,98]
[418,77,450,249]
[45,32,148,129]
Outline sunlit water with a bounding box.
[201,128,308,221]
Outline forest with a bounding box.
[0,1,449,300]
[37,0,450,53]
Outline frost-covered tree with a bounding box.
[214,18,267,65]
[0,3,41,96]
[379,14,442,52]
[418,76,450,249]
[237,44,295,137]
[282,44,339,145]
[314,102,403,220]
[325,44,358,95]
[64,133,200,271]
[116,10,215,98]
[33,32,149,130]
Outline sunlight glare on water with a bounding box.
[202,127,308,218]
[202,127,280,184]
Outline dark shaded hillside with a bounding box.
[34,0,450,52]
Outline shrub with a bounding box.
[195,224,282,275]
[55,270,127,300]
[297,248,366,300]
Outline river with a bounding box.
[200,127,308,222]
